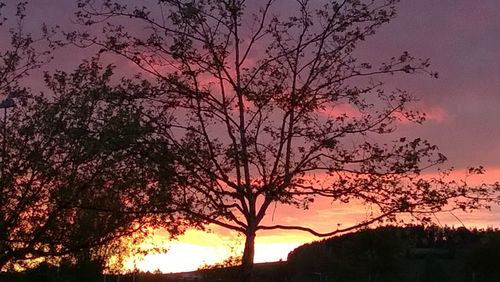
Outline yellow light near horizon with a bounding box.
[123,229,236,273]
[126,213,500,274]
[133,242,232,273]
[124,229,315,273]
[122,167,500,274]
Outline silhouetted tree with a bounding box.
[0,1,53,95]
[71,0,500,280]
[0,58,180,269]
[288,227,405,282]
[0,0,53,269]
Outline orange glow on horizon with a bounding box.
[124,229,314,273]
[124,167,500,274]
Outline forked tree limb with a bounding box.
[258,210,396,237]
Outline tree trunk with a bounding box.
[241,229,256,282]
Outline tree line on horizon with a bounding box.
[288,225,500,282]
[0,1,499,281]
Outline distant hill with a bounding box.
[287,225,500,282]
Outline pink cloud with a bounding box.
[394,103,450,124]
[422,105,450,123]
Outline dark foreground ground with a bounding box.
[0,262,289,282]
[2,226,500,282]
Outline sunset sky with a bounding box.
[3,0,500,273]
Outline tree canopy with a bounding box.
[70,0,500,279]
[0,1,182,270]
[0,57,183,270]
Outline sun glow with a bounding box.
[124,228,313,274]
[122,168,500,274]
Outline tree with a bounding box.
[0,1,53,95]
[0,58,180,270]
[288,227,407,282]
[0,0,55,269]
[466,232,500,281]
[72,0,499,279]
